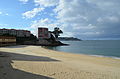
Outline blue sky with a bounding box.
[0,0,120,40]
[0,0,35,29]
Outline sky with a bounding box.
[0,0,120,40]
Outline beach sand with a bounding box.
[0,45,120,79]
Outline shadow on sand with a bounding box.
[3,45,29,48]
[0,51,60,79]
[2,52,60,62]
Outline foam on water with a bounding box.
[89,55,120,59]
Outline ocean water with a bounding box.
[45,40,120,58]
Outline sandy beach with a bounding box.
[0,45,120,79]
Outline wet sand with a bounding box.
[0,45,120,79]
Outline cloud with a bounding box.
[19,0,29,4]
[34,0,58,7]
[30,18,58,36]
[22,0,120,39]
[22,7,44,19]
[0,12,2,15]
[0,11,9,16]
[0,24,8,27]
[5,13,9,16]
[21,0,58,19]
[53,0,120,39]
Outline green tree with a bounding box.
[52,27,63,38]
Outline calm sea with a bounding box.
[45,40,120,59]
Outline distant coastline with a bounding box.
[58,37,82,41]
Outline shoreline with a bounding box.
[89,55,120,60]
[43,46,120,60]
[0,45,120,79]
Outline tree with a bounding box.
[52,27,63,38]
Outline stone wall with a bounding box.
[0,36,16,47]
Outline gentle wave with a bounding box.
[45,40,120,60]
[89,55,120,59]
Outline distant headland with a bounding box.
[58,37,82,41]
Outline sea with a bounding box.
[45,40,120,59]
